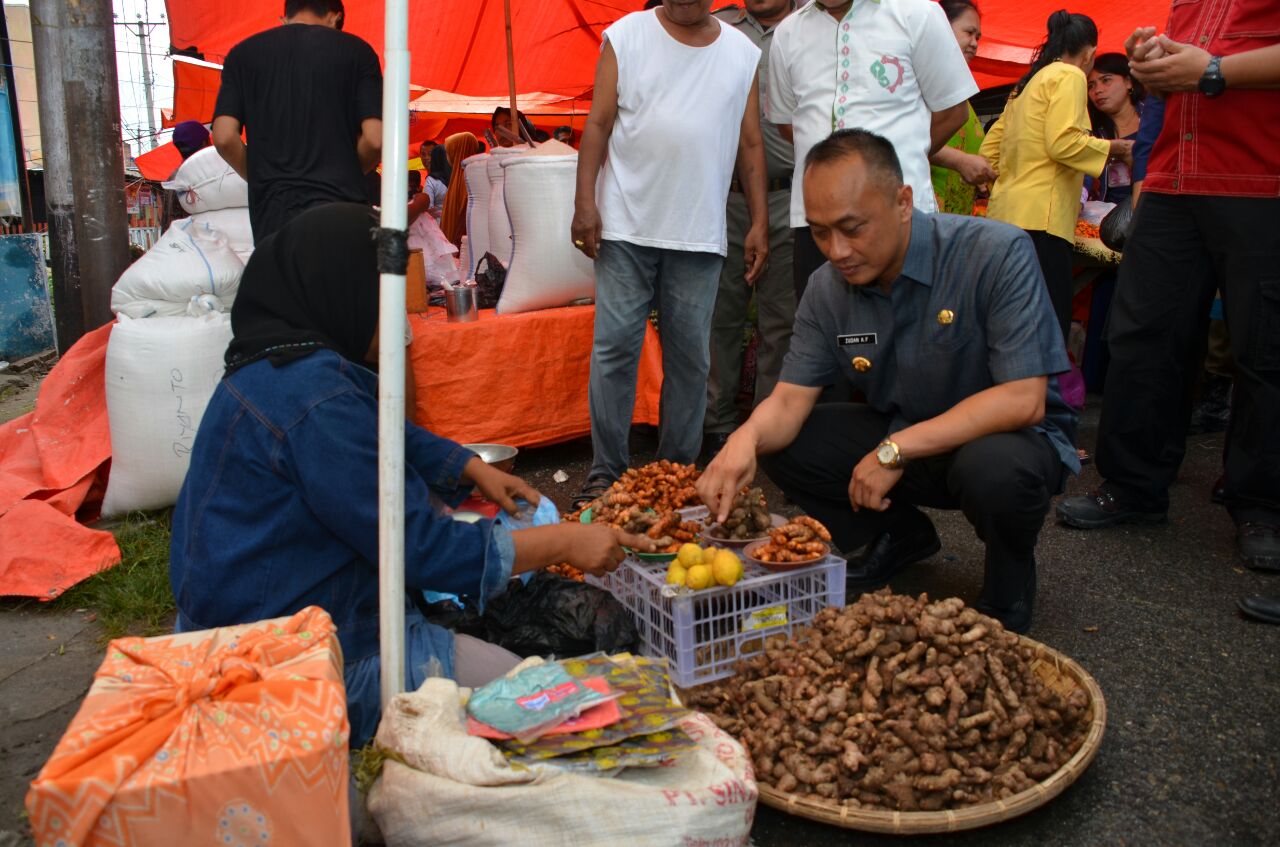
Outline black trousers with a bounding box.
[762,404,1063,608]
[793,226,827,302]
[1097,193,1280,524]
[1025,229,1074,342]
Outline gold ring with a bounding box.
[574,239,586,248]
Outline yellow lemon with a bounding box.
[712,550,743,586]
[676,543,703,568]
[685,564,714,591]
[701,545,718,564]
[666,563,688,585]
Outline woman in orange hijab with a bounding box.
[440,132,481,247]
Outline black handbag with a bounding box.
[473,252,507,310]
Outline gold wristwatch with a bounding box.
[875,438,905,469]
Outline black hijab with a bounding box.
[225,203,381,375]
[428,144,452,186]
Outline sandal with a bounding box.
[571,476,614,511]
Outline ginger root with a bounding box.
[687,589,1091,812]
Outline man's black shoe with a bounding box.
[1238,522,1280,572]
[1056,485,1166,529]
[976,559,1036,634]
[699,432,731,466]
[845,525,941,592]
[1238,595,1280,625]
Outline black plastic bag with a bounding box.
[479,573,639,658]
[416,593,486,638]
[473,252,507,309]
[1100,198,1133,252]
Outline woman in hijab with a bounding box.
[170,203,652,746]
[439,132,480,246]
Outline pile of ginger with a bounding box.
[685,590,1091,812]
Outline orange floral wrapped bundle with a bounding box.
[26,607,351,847]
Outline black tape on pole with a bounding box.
[375,227,410,275]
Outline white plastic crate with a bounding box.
[588,553,846,689]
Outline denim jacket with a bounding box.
[170,350,515,667]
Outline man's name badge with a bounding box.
[837,333,877,347]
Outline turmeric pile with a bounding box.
[568,461,704,554]
[685,590,1090,811]
[752,516,831,564]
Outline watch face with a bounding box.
[877,444,896,464]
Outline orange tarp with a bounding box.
[409,305,663,448]
[26,607,351,847]
[0,324,118,599]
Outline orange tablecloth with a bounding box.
[409,305,664,447]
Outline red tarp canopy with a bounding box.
[163,0,1175,95]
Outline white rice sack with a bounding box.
[497,155,595,315]
[462,153,492,277]
[111,219,243,319]
[162,146,249,215]
[101,313,233,516]
[484,145,528,267]
[189,207,254,264]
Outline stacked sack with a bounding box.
[102,148,250,516]
[461,152,493,277]
[460,141,597,315]
[163,146,255,263]
[498,151,596,314]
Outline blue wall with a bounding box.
[0,234,55,360]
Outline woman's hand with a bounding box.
[956,153,998,188]
[462,457,541,516]
[1109,139,1135,167]
[565,525,656,577]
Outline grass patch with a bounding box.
[52,511,177,641]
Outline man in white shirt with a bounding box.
[769,0,977,297]
[571,1,769,503]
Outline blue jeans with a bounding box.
[589,240,724,480]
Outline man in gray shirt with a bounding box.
[703,1,797,462]
[698,129,1077,632]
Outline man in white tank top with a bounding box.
[571,1,770,501]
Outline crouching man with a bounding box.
[697,129,1079,632]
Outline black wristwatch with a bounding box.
[1198,55,1226,98]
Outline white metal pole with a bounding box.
[378,0,411,712]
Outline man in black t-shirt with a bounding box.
[212,0,383,240]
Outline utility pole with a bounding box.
[126,16,159,151]
[30,0,131,350]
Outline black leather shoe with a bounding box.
[1238,595,1280,625]
[976,559,1036,634]
[845,523,941,591]
[1057,485,1166,529]
[1238,522,1280,572]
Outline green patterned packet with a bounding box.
[498,654,690,762]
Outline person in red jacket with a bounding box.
[1055,1,1280,624]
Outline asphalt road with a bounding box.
[518,410,1280,847]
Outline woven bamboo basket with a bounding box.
[755,635,1106,834]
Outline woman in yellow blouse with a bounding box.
[981,11,1132,341]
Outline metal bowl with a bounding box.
[462,443,519,474]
